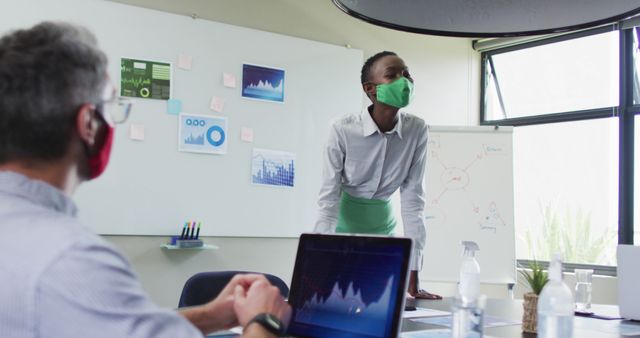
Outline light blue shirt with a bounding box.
[314,109,429,270]
[0,171,202,338]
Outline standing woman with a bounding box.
[315,51,441,300]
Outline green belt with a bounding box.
[336,192,396,235]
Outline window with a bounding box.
[633,27,640,105]
[514,119,618,266]
[483,29,619,122]
[634,115,640,245]
[480,25,635,269]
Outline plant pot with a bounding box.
[522,292,538,333]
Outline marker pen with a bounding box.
[180,222,188,239]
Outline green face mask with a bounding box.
[375,77,414,108]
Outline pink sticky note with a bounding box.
[241,127,254,143]
[223,73,236,88]
[178,54,192,70]
[210,96,225,113]
[129,124,145,141]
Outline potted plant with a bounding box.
[519,261,549,333]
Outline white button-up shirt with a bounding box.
[315,107,428,270]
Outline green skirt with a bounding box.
[336,192,396,235]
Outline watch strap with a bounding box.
[246,313,284,336]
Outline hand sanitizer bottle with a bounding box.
[458,241,481,304]
[537,253,574,338]
[452,241,482,338]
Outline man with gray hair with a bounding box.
[0,22,290,338]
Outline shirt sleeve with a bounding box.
[36,241,203,338]
[314,122,345,233]
[400,124,428,271]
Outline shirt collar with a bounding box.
[362,106,404,139]
[0,170,78,217]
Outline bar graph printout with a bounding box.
[251,148,295,187]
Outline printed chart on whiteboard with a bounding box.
[120,57,171,100]
[251,148,295,188]
[242,64,285,103]
[178,113,228,155]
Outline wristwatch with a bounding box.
[246,313,285,336]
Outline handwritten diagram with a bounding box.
[426,135,508,233]
[421,127,515,284]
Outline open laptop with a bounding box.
[617,244,640,320]
[286,233,412,338]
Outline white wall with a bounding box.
[93,0,481,308]
[94,1,625,309]
[0,0,615,312]
[107,236,299,307]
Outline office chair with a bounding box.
[178,270,289,308]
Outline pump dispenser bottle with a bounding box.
[537,253,574,338]
[452,241,483,338]
[459,241,481,304]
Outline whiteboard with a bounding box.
[421,126,516,284]
[0,0,363,236]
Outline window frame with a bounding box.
[478,23,639,273]
[480,24,619,125]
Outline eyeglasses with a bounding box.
[96,96,133,127]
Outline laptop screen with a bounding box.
[287,234,412,338]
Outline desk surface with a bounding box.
[207,298,640,337]
[405,298,640,338]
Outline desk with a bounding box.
[206,298,640,337]
[404,298,640,338]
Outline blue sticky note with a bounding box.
[167,99,183,115]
